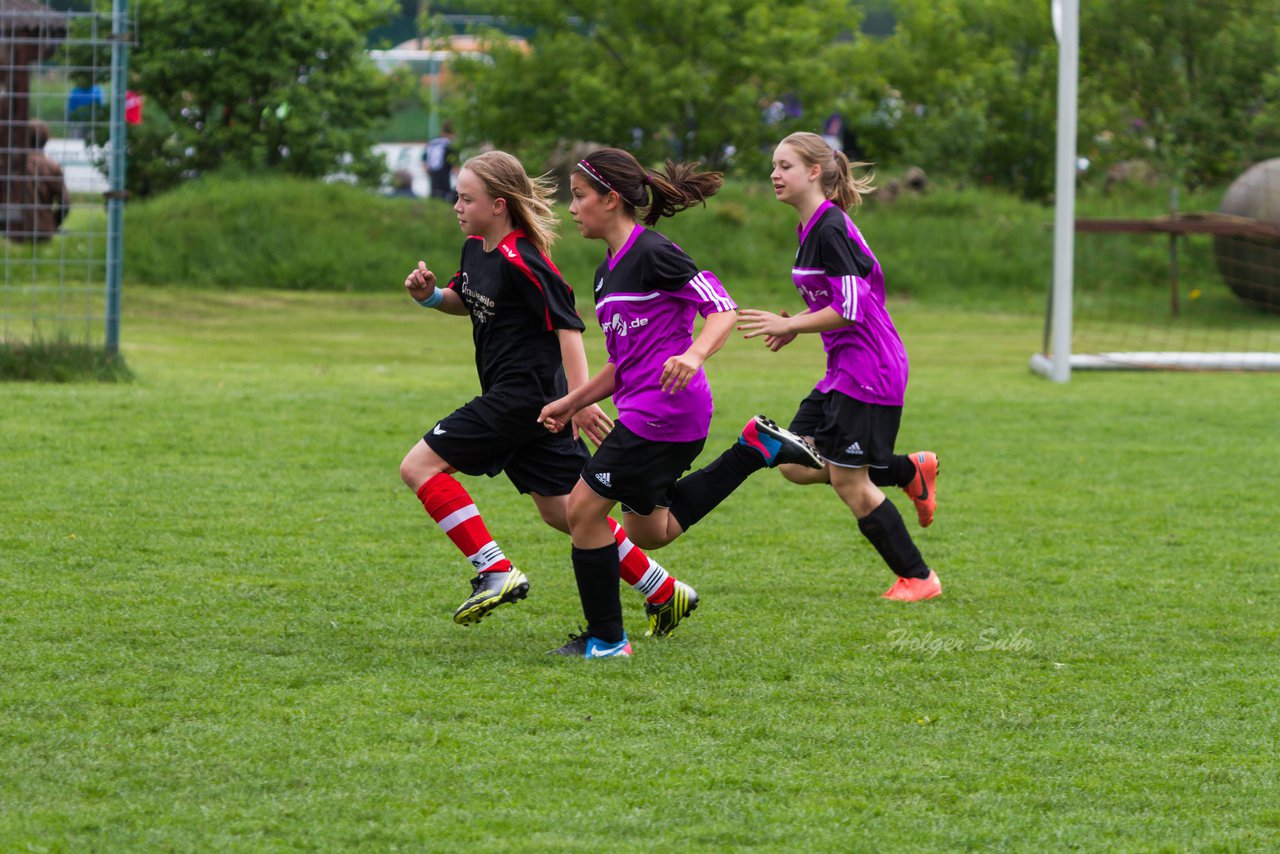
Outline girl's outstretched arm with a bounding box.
[739,305,851,342]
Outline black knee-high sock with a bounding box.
[669,443,766,531]
[571,543,624,642]
[869,454,917,489]
[856,498,929,579]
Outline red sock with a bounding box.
[606,517,675,603]
[415,473,511,574]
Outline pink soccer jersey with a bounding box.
[590,225,737,442]
[791,200,908,406]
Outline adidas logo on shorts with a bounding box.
[845,441,863,455]
[595,472,612,488]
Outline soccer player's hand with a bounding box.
[660,352,702,395]
[573,404,614,448]
[404,260,438,302]
[738,308,796,351]
[538,396,576,433]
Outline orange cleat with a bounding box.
[881,569,942,602]
[903,451,938,528]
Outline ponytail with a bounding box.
[642,160,724,225]
[576,148,723,225]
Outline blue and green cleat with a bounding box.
[548,631,632,659]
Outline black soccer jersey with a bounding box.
[446,231,585,406]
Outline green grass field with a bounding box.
[3,287,1277,850]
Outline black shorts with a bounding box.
[788,389,901,469]
[579,421,706,515]
[424,396,589,496]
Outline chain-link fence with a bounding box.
[2,0,128,353]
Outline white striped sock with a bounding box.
[634,561,669,598]
[467,541,507,572]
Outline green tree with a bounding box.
[1079,0,1280,187]
[78,0,401,197]
[862,0,1280,197]
[861,0,1059,197]
[444,0,863,174]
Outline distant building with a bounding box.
[368,34,527,89]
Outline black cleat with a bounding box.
[452,568,529,625]
[739,415,823,469]
[645,581,699,637]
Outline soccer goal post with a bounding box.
[1031,0,1280,380]
[1030,0,1078,382]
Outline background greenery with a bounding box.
[1,171,1245,312]
[3,287,1277,849]
[59,1,1280,199]
[446,0,1280,196]
[69,0,405,198]
[12,171,1272,375]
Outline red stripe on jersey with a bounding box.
[498,231,555,331]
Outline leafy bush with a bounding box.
[120,172,1239,317]
[124,174,456,290]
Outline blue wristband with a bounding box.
[415,289,444,308]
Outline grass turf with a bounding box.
[1,288,1277,850]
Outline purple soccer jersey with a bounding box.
[591,225,737,442]
[792,201,908,406]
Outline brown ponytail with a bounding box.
[577,148,723,226]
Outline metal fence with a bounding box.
[1,0,128,353]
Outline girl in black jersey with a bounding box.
[400,151,696,632]
[538,148,822,658]
[738,132,942,601]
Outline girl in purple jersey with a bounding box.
[400,151,696,634]
[738,132,942,602]
[538,148,822,658]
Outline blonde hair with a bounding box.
[779,132,875,211]
[462,150,560,257]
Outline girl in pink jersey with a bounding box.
[538,148,822,658]
[738,132,942,602]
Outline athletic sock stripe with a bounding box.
[467,542,507,572]
[635,562,668,597]
[436,505,479,533]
